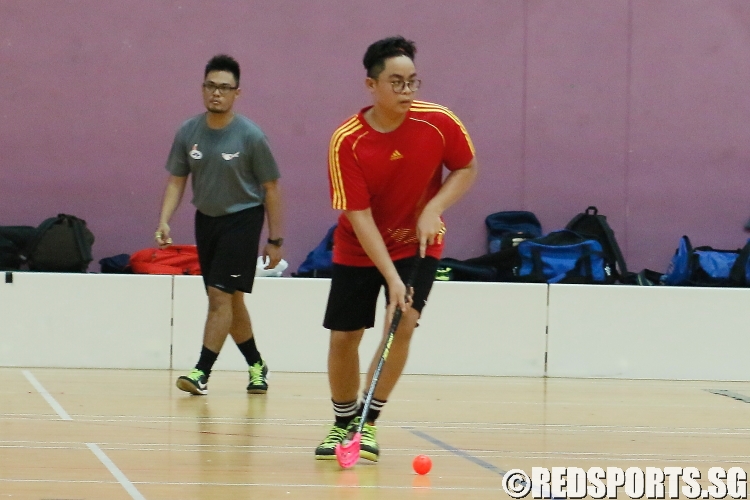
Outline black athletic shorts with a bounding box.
[323,255,440,332]
[194,205,264,294]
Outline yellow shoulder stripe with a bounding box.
[329,116,363,210]
[410,101,475,156]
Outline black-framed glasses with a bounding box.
[202,82,238,95]
[389,79,421,93]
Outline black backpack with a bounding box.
[28,214,95,272]
[565,206,628,283]
[0,226,36,270]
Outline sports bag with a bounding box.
[294,224,336,278]
[99,253,132,274]
[435,257,498,282]
[129,245,201,275]
[0,225,36,270]
[485,211,542,253]
[516,230,607,284]
[28,214,95,272]
[565,206,627,283]
[662,236,750,287]
[436,246,521,282]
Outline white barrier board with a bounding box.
[547,284,750,380]
[0,272,172,369]
[172,276,333,372]
[404,281,548,376]
[171,277,548,376]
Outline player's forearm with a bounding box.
[159,175,188,224]
[423,159,478,216]
[345,209,400,283]
[262,180,284,240]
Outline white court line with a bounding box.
[87,443,146,500]
[3,411,750,436]
[0,477,497,491]
[3,440,749,463]
[22,370,72,421]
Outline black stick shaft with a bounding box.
[355,256,422,435]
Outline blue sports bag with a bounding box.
[663,235,750,287]
[517,230,607,284]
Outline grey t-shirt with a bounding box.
[165,113,280,216]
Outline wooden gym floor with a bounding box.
[1,368,749,499]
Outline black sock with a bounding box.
[236,337,262,366]
[358,397,387,423]
[195,346,219,377]
[333,399,359,427]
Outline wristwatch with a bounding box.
[267,237,284,247]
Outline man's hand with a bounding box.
[386,276,413,313]
[155,222,173,248]
[416,210,446,258]
[263,243,283,269]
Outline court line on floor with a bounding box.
[407,427,566,500]
[87,443,147,500]
[405,427,507,476]
[4,412,749,436]
[3,440,749,463]
[22,370,72,421]
[706,389,750,404]
[0,477,501,492]
[20,370,147,499]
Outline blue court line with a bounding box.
[405,426,566,500]
[706,389,750,404]
[404,427,508,476]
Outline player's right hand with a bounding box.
[386,277,411,314]
[155,222,173,248]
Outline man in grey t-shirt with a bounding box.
[155,54,284,396]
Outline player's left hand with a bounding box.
[263,244,283,270]
[416,211,446,258]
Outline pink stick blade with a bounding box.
[335,433,361,469]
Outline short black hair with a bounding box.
[204,54,240,86]
[363,36,417,79]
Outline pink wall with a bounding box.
[2,0,750,274]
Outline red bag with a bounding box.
[129,245,201,275]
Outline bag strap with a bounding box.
[728,240,750,286]
[530,247,547,283]
[26,216,62,257]
[561,247,597,284]
[67,216,93,264]
[593,216,628,280]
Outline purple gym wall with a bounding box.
[2,1,749,274]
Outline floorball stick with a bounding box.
[335,255,422,469]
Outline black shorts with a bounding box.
[194,205,264,294]
[323,256,439,332]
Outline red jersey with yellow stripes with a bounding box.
[328,100,475,266]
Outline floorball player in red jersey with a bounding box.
[315,36,478,462]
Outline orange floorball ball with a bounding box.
[412,454,432,475]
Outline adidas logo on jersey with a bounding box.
[390,150,404,161]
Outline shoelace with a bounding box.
[322,427,347,445]
[248,364,265,383]
[361,425,376,442]
[189,369,205,381]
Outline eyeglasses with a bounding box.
[389,79,421,93]
[202,82,238,95]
